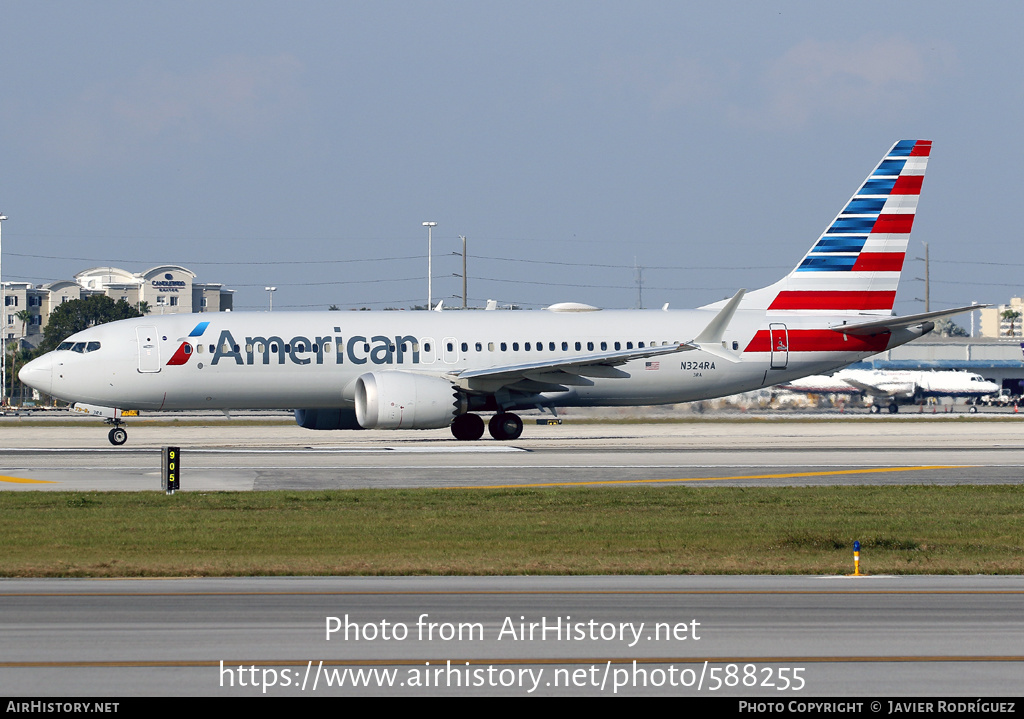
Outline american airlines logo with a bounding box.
[167,323,422,367]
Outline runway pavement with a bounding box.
[1,574,1021,697]
[2,419,1023,697]
[1,418,1023,491]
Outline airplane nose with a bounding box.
[18,354,53,396]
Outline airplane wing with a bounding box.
[841,378,894,397]
[449,343,688,393]
[830,305,985,336]
[448,290,747,394]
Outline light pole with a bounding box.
[265,286,276,312]
[0,213,7,406]
[422,221,437,309]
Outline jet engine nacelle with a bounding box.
[294,408,363,430]
[354,371,467,429]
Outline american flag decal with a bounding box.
[645,361,660,370]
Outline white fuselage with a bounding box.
[780,368,1000,400]
[22,307,917,413]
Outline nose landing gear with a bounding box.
[106,420,128,446]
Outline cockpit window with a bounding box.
[58,340,101,353]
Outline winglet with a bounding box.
[694,289,745,345]
[688,289,746,362]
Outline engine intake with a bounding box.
[354,372,466,429]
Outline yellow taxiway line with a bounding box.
[455,465,967,490]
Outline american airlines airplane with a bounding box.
[779,369,1000,413]
[20,140,979,445]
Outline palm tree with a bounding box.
[15,309,32,340]
[137,301,151,315]
[1001,309,1022,337]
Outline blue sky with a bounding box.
[1,1,1020,317]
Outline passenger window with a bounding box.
[500,342,507,351]
[475,342,482,352]
[732,341,739,350]
[424,343,431,352]
[614,342,621,351]
[561,342,568,351]
[575,342,581,351]
[513,342,520,351]
[638,342,645,348]
[525,343,531,351]
[587,342,594,351]
[626,342,633,349]
[285,344,291,352]
[549,342,555,351]
[461,342,468,352]
[363,343,370,352]
[488,342,495,351]
[447,342,454,352]
[196,344,205,354]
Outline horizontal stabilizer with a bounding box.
[831,304,986,336]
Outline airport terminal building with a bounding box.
[3,265,233,348]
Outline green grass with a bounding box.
[2,485,1023,577]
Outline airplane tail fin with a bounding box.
[719,140,931,314]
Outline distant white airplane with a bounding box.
[20,140,980,444]
[779,369,1001,413]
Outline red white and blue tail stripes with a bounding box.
[766,140,930,313]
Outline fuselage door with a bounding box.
[442,337,458,364]
[420,337,436,364]
[769,323,789,370]
[136,326,161,373]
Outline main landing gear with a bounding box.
[869,403,899,414]
[450,412,524,441]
